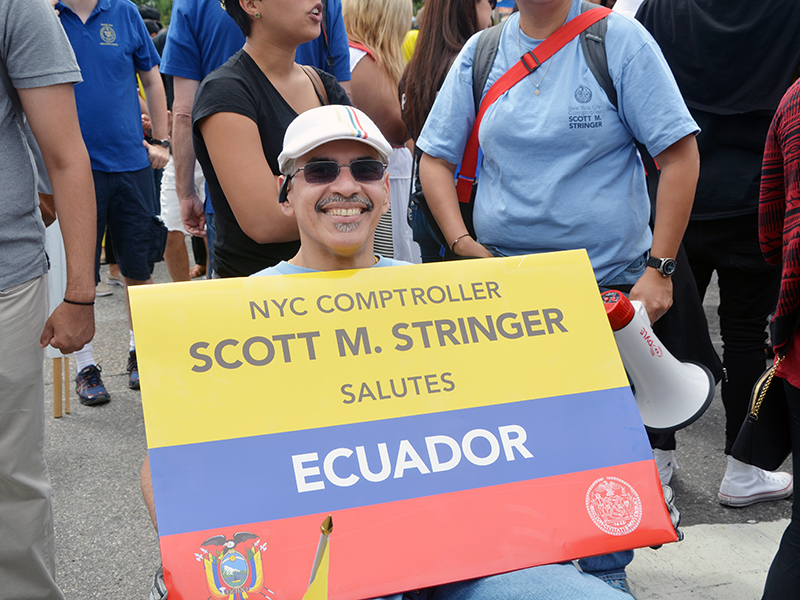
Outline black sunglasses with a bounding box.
[291,159,387,185]
[489,0,496,9]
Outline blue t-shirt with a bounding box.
[294,0,351,82]
[417,0,698,283]
[160,0,244,81]
[56,0,160,173]
[251,256,407,276]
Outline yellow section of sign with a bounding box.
[131,250,628,449]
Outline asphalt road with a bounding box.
[43,258,792,599]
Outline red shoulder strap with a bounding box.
[455,7,611,204]
[348,41,376,61]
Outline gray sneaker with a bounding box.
[149,566,167,600]
[95,281,113,297]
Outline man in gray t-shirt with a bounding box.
[0,1,96,597]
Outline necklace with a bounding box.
[517,24,553,96]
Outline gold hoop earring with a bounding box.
[254,11,261,17]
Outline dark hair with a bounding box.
[399,0,480,140]
[143,18,162,37]
[225,0,253,36]
[137,4,161,20]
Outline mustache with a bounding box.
[315,194,374,213]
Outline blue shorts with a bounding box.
[93,168,161,282]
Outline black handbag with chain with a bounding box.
[731,355,792,472]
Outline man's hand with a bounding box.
[142,112,152,135]
[144,140,170,170]
[180,194,206,237]
[629,267,673,324]
[138,66,170,170]
[40,302,95,353]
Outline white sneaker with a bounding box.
[106,273,124,287]
[718,455,793,507]
[653,449,677,485]
[95,281,113,297]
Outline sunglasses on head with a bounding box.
[290,159,387,185]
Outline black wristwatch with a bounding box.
[646,255,677,277]
[145,135,170,149]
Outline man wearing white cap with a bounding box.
[251,105,632,599]
[251,104,405,274]
[142,105,630,599]
[142,105,630,600]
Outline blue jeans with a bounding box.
[598,252,648,289]
[410,200,447,262]
[372,563,629,599]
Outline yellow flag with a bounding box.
[302,540,329,600]
[303,516,332,600]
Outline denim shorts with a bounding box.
[93,167,159,282]
[598,252,648,290]
[483,247,648,290]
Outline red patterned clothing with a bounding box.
[760,79,800,385]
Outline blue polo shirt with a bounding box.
[160,0,244,81]
[56,0,160,173]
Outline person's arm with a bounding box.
[759,117,786,266]
[172,76,206,237]
[629,133,699,323]
[19,83,96,352]
[141,455,158,530]
[419,152,493,257]
[138,66,170,170]
[198,112,299,243]
[350,58,409,147]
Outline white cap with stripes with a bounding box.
[278,105,393,174]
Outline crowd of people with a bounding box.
[2,0,800,598]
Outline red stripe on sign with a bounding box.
[160,460,674,600]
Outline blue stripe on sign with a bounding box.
[151,387,650,536]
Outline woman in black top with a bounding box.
[193,0,350,277]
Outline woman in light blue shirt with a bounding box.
[417,0,699,326]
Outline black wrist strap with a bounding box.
[63,298,95,306]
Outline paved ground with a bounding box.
[43,259,793,599]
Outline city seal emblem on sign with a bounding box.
[585,476,643,536]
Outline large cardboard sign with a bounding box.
[131,251,676,600]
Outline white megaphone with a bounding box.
[602,290,715,434]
